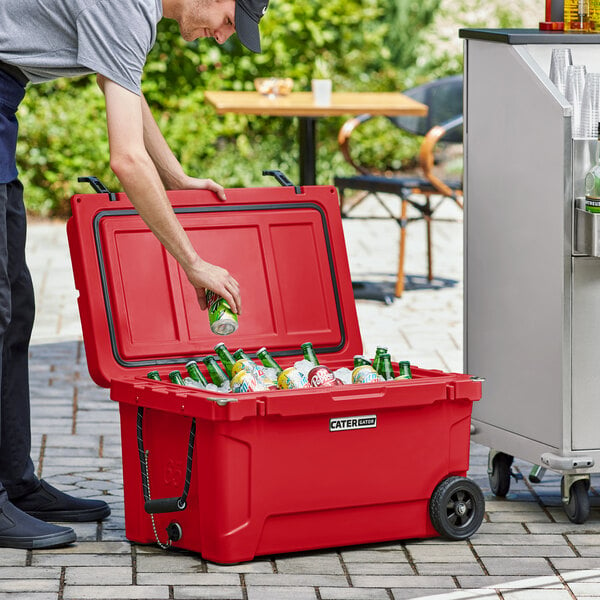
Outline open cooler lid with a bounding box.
[67,177,362,387]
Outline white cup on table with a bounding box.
[312,79,332,106]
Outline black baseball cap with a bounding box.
[235,0,269,53]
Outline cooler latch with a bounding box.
[77,176,118,202]
[263,169,302,194]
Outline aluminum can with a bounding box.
[308,365,336,387]
[206,290,239,335]
[230,369,264,393]
[277,367,309,390]
[231,358,256,378]
[231,359,277,389]
[351,365,380,385]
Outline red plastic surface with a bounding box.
[68,181,482,563]
[67,185,361,387]
[114,366,481,563]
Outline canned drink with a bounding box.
[230,369,264,393]
[231,358,256,378]
[351,365,380,385]
[277,367,309,390]
[206,290,239,335]
[232,359,277,389]
[307,365,336,387]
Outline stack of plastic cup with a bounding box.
[549,47,573,96]
[581,72,600,139]
[565,65,588,138]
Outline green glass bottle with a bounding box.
[301,341,319,365]
[257,346,283,375]
[397,360,412,380]
[377,353,394,381]
[214,343,237,379]
[372,346,388,374]
[353,355,371,367]
[147,370,161,381]
[202,355,230,387]
[233,348,254,363]
[168,370,185,385]
[185,360,208,386]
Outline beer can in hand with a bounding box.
[206,290,239,335]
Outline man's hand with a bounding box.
[185,257,241,314]
[176,174,227,201]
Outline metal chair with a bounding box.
[334,75,463,298]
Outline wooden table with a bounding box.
[204,91,428,186]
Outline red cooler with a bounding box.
[66,175,484,564]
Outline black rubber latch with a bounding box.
[262,170,302,194]
[77,176,117,202]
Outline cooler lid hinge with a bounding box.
[262,169,302,194]
[78,176,118,202]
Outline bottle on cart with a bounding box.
[585,123,600,213]
[301,341,319,365]
[396,360,413,380]
[202,355,230,387]
[564,0,592,31]
[257,347,283,375]
[376,353,395,380]
[214,343,237,378]
[168,370,185,385]
[185,360,208,386]
[147,370,161,381]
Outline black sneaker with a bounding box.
[11,480,111,523]
[0,502,76,549]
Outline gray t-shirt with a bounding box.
[0,0,163,95]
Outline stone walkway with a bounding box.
[1,195,598,599]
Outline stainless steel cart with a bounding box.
[462,28,600,523]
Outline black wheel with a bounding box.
[489,451,513,497]
[563,478,590,524]
[429,476,485,540]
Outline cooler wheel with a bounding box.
[562,476,590,524]
[429,476,485,540]
[488,451,513,497]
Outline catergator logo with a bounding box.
[329,415,377,432]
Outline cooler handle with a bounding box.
[77,176,118,202]
[136,407,196,514]
[262,169,302,194]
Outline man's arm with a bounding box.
[139,93,227,198]
[97,75,241,314]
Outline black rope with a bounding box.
[137,407,151,502]
[137,406,196,511]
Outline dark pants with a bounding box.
[0,180,36,504]
[0,70,38,505]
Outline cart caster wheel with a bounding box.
[488,451,513,497]
[429,476,485,540]
[562,477,591,524]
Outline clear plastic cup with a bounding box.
[580,72,600,138]
[549,47,573,96]
[565,65,587,137]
